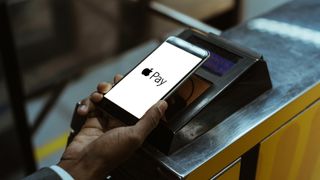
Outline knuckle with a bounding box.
[90,92,101,102]
[97,82,106,88]
[97,82,109,92]
[80,98,88,105]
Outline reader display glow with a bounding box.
[202,51,236,76]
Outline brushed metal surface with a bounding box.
[139,1,320,178]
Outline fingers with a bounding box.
[133,100,167,139]
[91,82,112,103]
[90,92,103,103]
[77,74,123,116]
[114,74,123,84]
[96,74,123,95]
[76,82,112,116]
[91,74,123,103]
[97,82,112,94]
[77,98,94,116]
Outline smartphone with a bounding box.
[98,36,209,124]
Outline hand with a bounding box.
[58,74,168,179]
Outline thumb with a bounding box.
[134,100,167,139]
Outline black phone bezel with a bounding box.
[97,97,138,125]
[97,36,209,124]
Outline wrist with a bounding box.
[58,157,108,180]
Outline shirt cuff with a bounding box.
[50,165,74,180]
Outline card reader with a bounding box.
[148,29,272,154]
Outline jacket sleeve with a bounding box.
[23,167,61,180]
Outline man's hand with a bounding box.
[58,74,168,179]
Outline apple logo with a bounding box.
[142,68,153,76]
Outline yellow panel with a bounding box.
[256,100,320,180]
[216,161,241,180]
[187,84,319,180]
[311,156,320,180]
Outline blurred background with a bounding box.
[0,0,290,179]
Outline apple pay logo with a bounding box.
[141,68,167,86]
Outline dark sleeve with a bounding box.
[23,167,62,180]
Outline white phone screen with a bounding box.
[104,41,203,119]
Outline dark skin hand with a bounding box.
[58,74,168,179]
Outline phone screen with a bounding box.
[104,39,206,119]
